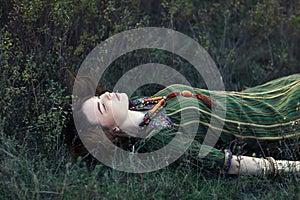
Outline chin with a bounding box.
[120,93,129,105]
[120,92,128,99]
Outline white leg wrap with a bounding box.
[226,155,300,176]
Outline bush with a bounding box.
[1,0,300,199]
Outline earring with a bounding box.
[112,127,120,132]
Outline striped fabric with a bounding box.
[133,74,300,169]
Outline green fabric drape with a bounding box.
[133,74,300,169]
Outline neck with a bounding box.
[118,110,145,134]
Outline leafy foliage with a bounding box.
[0,0,300,199]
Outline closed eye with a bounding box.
[97,102,103,115]
[102,103,107,112]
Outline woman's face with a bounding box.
[81,92,129,128]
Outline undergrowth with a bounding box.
[0,125,299,200]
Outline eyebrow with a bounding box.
[97,102,103,115]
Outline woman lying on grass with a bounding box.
[71,73,300,176]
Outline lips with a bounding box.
[115,93,120,101]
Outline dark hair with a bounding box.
[64,70,135,169]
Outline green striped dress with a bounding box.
[134,74,300,169]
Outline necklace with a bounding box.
[129,90,216,128]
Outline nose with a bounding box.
[103,92,112,100]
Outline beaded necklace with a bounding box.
[129,90,215,128]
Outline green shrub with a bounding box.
[1,0,300,199]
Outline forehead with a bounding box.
[81,97,116,128]
[81,97,101,125]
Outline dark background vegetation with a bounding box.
[1,0,299,199]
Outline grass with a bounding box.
[0,131,299,200]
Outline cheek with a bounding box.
[111,102,128,125]
[99,115,116,128]
[112,104,128,124]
